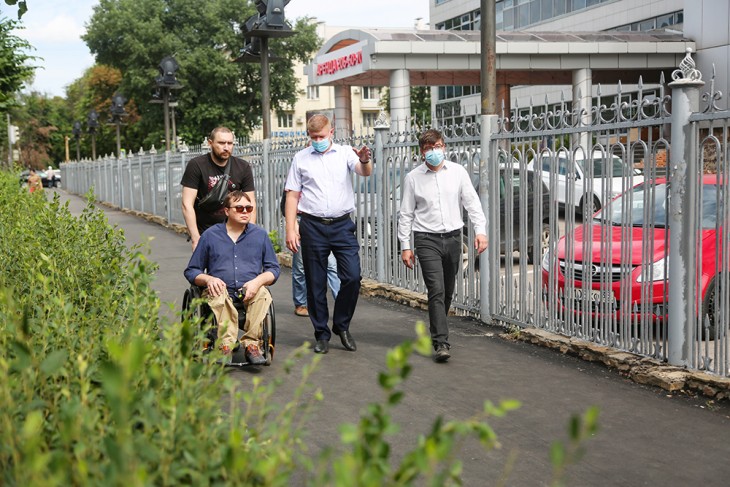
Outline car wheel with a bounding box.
[579,195,601,219]
[527,222,551,265]
[701,277,721,340]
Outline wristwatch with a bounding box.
[360,158,371,164]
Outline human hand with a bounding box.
[206,276,226,297]
[286,228,300,253]
[474,234,488,255]
[401,249,415,269]
[240,281,260,302]
[353,145,371,163]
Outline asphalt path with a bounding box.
[53,188,730,486]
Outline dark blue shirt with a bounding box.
[184,222,280,296]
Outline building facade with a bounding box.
[430,0,729,120]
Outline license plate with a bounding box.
[572,288,616,305]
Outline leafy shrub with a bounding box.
[0,170,597,485]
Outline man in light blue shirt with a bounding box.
[284,114,372,354]
[398,129,487,363]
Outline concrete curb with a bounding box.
[99,203,730,402]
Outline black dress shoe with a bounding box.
[313,339,329,354]
[334,329,357,352]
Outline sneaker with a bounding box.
[217,345,233,365]
[295,305,309,317]
[245,344,267,365]
[433,344,451,363]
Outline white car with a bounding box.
[528,149,644,217]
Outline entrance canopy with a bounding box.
[303,28,694,132]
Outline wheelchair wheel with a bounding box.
[182,285,215,352]
[263,301,276,366]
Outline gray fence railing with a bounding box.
[61,51,730,377]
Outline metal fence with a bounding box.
[61,51,730,377]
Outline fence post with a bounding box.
[667,48,704,366]
[480,113,499,324]
[165,150,172,224]
[262,139,272,231]
[374,118,389,281]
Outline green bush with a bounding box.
[0,170,597,485]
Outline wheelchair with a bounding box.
[181,285,276,366]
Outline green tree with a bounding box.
[380,85,432,126]
[0,16,36,163]
[11,91,67,168]
[65,64,141,157]
[2,1,28,18]
[83,0,321,145]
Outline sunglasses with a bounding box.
[228,205,254,214]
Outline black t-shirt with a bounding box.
[180,153,255,233]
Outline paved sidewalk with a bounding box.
[54,188,730,486]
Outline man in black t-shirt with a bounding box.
[181,126,256,250]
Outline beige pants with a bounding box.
[204,287,273,349]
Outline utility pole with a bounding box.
[6,113,12,167]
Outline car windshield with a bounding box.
[577,156,633,178]
[594,182,720,230]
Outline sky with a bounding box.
[0,0,430,98]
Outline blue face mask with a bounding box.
[424,148,445,166]
[311,138,330,153]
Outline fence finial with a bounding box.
[374,109,390,129]
[671,47,703,84]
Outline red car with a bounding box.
[541,175,724,337]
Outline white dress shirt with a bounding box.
[284,143,360,218]
[398,160,487,251]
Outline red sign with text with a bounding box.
[316,51,363,76]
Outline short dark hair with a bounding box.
[224,190,251,208]
[208,126,234,141]
[418,129,444,151]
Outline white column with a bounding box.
[572,68,592,153]
[389,69,411,132]
[334,85,353,139]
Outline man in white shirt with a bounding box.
[398,129,488,363]
[284,114,372,354]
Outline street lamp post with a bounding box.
[238,0,294,230]
[152,56,182,152]
[110,93,127,158]
[87,110,99,160]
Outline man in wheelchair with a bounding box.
[184,190,280,365]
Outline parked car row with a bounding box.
[542,175,723,337]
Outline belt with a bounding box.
[415,229,462,238]
[300,212,351,225]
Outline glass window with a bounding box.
[675,11,683,24]
[277,113,293,128]
[541,0,553,20]
[570,0,587,10]
[517,3,530,27]
[362,86,381,100]
[496,2,504,28]
[362,112,378,128]
[656,14,673,28]
[503,7,514,29]
[530,0,541,24]
[639,18,655,31]
[554,0,566,16]
[306,86,319,100]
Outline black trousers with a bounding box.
[414,230,462,348]
[299,215,361,341]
